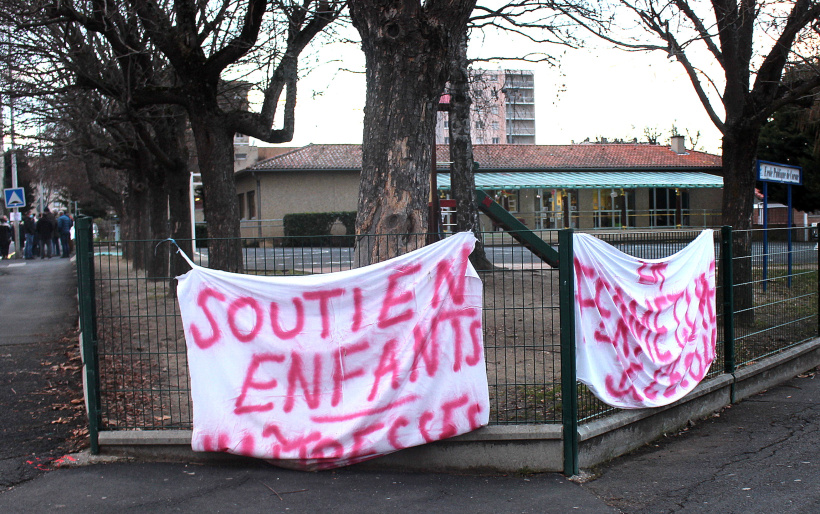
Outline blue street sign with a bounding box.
[757,160,802,185]
[3,187,25,208]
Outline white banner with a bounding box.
[573,230,717,409]
[176,232,488,469]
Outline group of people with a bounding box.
[0,207,74,260]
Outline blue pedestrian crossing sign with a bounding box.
[3,188,25,208]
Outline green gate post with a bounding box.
[76,216,102,453]
[559,229,579,476]
[721,226,736,402]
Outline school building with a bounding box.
[233,136,725,238]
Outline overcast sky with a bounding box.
[276,31,725,155]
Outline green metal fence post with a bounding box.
[721,226,736,402]
[559,229,579,476]
[76,216,102,453]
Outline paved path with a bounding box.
[0,255,84,490]
[0,460,616,513]
[2,370,819,513]
[582,368,820,513]
[0,256,77,346]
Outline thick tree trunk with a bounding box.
[721,122,761,326]
[121,145,153,268]
[121,182,151,269]
[447,35,493,270]
[158,110,193,289]
[146,178,170,278]
[349,0,475,266]
[167,161,193,278]
[188,113,244,272]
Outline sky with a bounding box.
[274,34,725,155]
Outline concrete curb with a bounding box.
[96,338,820,473]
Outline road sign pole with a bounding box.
[10,152,20,259]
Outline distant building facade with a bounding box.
[235,140,726,238]
[435,69,536,145]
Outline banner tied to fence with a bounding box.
[176,232,489,470]
[573,230,717,409]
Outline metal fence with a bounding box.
[75,219,818,457]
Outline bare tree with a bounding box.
[446,34,494,269]
[5,2,193,275]
[444,0,604,269]
[577,0,820,318]
[45,0,343,272]
[349,0,476,265]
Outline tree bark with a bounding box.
[121,179,150,268]
[188,111,244,273]
[447,34,493,270]
[349,0,476,266]
[721,120,761,325]
[166,156,193,282]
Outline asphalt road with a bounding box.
[0,254,86,489]
[0,255,78,346]
[1,372,819,513]
[583,368,820,513]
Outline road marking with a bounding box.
[8,263,25,267]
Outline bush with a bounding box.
[283,212,356,247]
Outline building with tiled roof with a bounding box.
[234,137,724,237]
[242,141,722,172]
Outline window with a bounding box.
[444,119,449,128]
[476,136,484,144]
[649,188,689,227]
[490,189,519,212]
[492,137,500,144]
[475,120,484,129]
[491,121,499,131]
[444,137,449,144]
[247,190,256,220]
[490,106,499,115]
[237,193,245,219]
[235,153,247,160]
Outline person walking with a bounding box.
[36,210,54,259]
[0,216,13,259]
[56,211,73,258]
[23,210,36,259]
[44,208,58,257]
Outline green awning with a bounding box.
[437,171,723,190]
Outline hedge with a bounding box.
[282,212,356,247]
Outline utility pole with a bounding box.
[9,96,21,259]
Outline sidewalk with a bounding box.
[1,367,819,512]
[583,366,820,512]
[0,458,615,513]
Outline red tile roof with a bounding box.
[244,143,722,172]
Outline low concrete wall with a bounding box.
[732,339,820,402]
[578,374,732,468]
[362,425,563,473]
[97,338,820,473]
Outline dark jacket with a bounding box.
[23,215,36,235]
[36,216,54,238]
[43,212,57,236]
[0,223,12,245]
